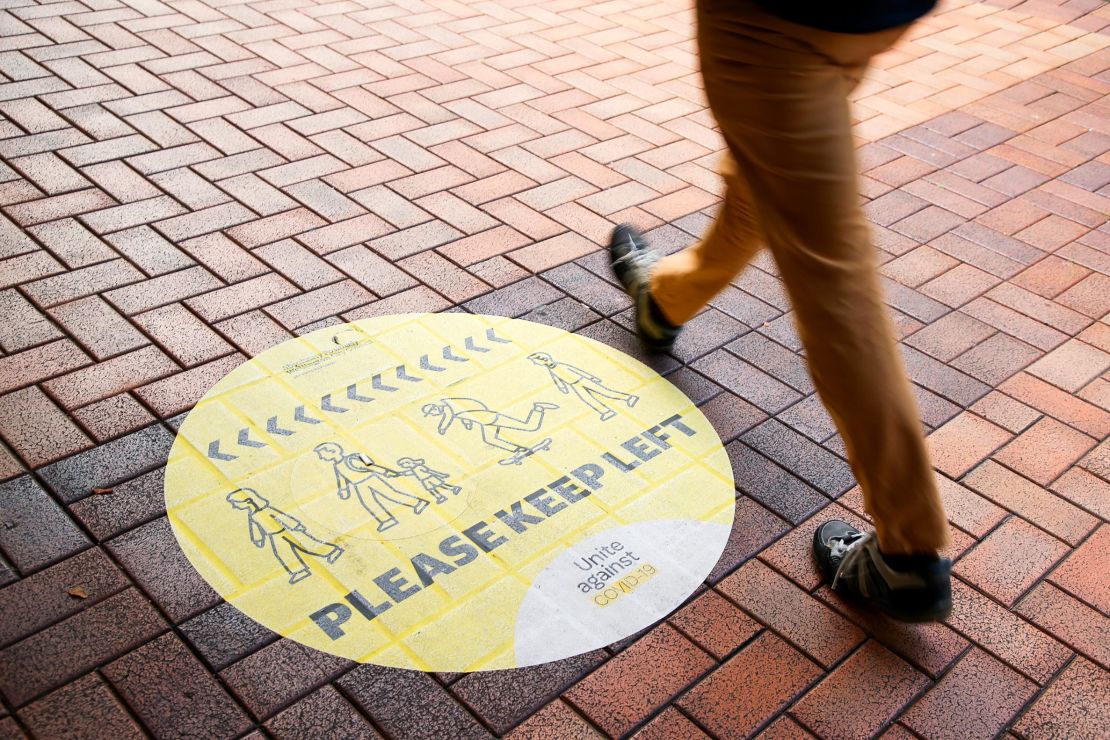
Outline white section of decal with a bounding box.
[513,519,730,666]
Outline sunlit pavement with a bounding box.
[0,0,1107,736]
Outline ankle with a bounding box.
[646,294,679,329]
[881,551,940,572]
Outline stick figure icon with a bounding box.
[314,442,430,532]
[527,352,638,421]
[396,457,461,503]
[227,488,343,584]
[422,397,557,465]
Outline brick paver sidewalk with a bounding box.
[1,0,1108,736]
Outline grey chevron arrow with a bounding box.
[294,405,322,424]
[442,345,468,362]
[395,365,422,383]
[267,417,294,436]
[371,373,398,392]
[464,336,490,353]
[320,394,348,413]
[238,428,266,448]
[419,354,446,372]
[347,384,372,402]
[207,440,237,461]
[485,328,511,343]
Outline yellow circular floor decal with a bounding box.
[166,314,735,671]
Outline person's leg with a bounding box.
[288,530,341,558]
[423,481,449,504]
[582,382,634,404]
[576,386,616,418]
[608,155,763,352]
[478,423,527,453]
[696,1,951,619]
[496,404,553,433]
[697,0,947,555]
[376,481,430,511]
[650,153,765,325]
[353,488,398,529]
[273,535,311,582]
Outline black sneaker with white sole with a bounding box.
[609,224,683,354]
[813,520,952,623]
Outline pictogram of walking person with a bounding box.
[421,397,558,465]
[396,457,461,504]
[527,352,639,421]
[227,488,343,584]
[314,442,430,533]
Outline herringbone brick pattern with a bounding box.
[0,0,1108,736]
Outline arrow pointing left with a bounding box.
[464,336,490,353]
[238,428,267,448]
[267,417,294,436]
[207,441,237,461]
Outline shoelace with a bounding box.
[612,245,658,272]
[830,532,872,595]
[831,533,929,598]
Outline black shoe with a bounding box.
[813,520,952,623]
[609,224,682,353]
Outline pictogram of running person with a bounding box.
[422,397,558,465]
[396,457,461,503]
[227,488,343,584]
[314,442,430,532]
[527,352,639,421]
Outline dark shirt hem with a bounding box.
[754,0,938,33]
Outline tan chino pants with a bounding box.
[651,0,949,554]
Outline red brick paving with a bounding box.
[70,390,157,443]
[0,0,1108,736]
[900,647,1038,740]
[676,632,822,737]
[790,641,930,739]
[1012,657,1110,740]
[565,624,714,737]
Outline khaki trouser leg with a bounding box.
[651,152,764,325]
[652,0,949,554]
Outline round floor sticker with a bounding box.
[166,314,735,671]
